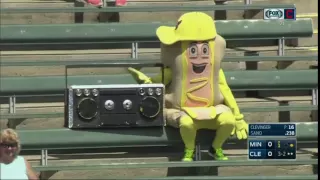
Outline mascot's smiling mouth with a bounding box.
[192,63,207,74]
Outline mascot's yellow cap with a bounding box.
[156,12,217,45]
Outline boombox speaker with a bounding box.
[66,84,165,129]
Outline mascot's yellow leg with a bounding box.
[179,112,235,161]
[179,115,197,161]
[208,112,235,160]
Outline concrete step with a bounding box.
[0,1,76,24]
[110,0,217,23]
[217,0,265,20]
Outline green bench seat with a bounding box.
[33,159,318,172]
[18,122,318,150]
[0,19,313,44]
[34,160,318,171]
[0,55,318,67]
[1,104,318,120]
[1,69,317,94]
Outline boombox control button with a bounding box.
[123,99,133,110]
[155,88,162,96]
[147,88,154,96]
[138,88,145,96]
[105,100,115,110]
[84,89,90,96]
[75,89,82,97]
[92,89,99,96]
[140,96,160,118]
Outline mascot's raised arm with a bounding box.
[128,12,248,161]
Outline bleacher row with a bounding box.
[0,2,318,180]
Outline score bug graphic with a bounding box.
[264,8,296,20]
[248,139,297,160]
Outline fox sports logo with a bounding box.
[264,9,284,19]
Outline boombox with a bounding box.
[65,84,165,129]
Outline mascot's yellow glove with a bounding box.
[218,69,248,140]
[128,67,152,84]
[127,67,173,85]
[231,114,248,140]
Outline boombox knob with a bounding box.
[105,100,115,110]
[123,99,133,110]
[139,96,160,118]
[77,98,98,120]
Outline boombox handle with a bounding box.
[63,60,164,126]
[64,60,165,90]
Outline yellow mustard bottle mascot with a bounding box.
[128,12,248,161]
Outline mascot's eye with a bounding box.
[201,44,209,55]
[189,44,198,57]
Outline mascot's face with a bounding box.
[187,41,211,75]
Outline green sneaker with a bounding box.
[182,149,194,161]
[208,147,228,160]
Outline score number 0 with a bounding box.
[267,141,274,158]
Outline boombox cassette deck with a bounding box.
[66,84,165,129]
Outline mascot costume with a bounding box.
[128,12,248,161]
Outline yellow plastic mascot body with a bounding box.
[128,12,248,161]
